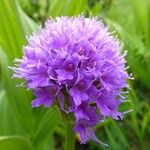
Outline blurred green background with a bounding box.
[0,0,150,149]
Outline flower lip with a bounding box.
[78,48,85,55]
[89,60,96,68]
[65,63,74,72]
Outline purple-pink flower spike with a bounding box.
[12,16,130,145]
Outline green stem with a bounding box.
[64,119,75,150]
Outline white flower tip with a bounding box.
[123,109,133,115]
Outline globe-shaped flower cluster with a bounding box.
[12,16,130,144]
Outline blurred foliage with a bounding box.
[0,0,150,150]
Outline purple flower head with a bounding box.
[11,16,131,145]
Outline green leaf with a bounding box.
[16,1,38,35]
[0,0,38,60]
[64,0,87,16]
[0,89,25,136]
[34,134,55,150]
[128,86,141,140]
[0,47,34,134]
[141,110,150,138]
[0,0,36,134]
[105,126,119,150]
[0,0,25,60]
[32,107,61,148]
[0,0,40,136]
[0,136,33,150]
[105,120,129,150]
[48,0,67,17]
[49,0,87,17]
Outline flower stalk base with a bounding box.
[64,116,75,150]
